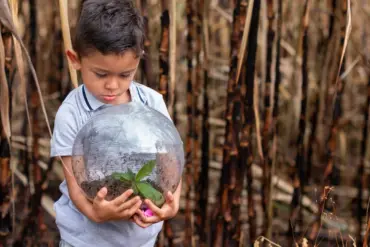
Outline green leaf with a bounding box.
[112,170,135,182]
[136,182,165,207]
[126,168,136,180]
[135,160,156,182]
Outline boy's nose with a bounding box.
[104,78,119,90]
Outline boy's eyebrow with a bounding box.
[92,67,136,74]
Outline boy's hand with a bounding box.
[132,191,179,228]
[91,187,142,223]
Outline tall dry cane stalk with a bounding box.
[168,0,176,118]
[323,0,351,184]
[313,0,351,243]
[308,186,333,244]
[356,1,369,244]
[0,1,52,242]
[59,0,78,89]
[0,0,52,137]
[361,76,370,247]
[306,95,318,186]
[196,1,210,246]
[157,1,176,246]
[262,0,275,236]
[265,0,282,240]
[211,1,242,246]
[316,0,337,174]
[184,1,195,245]
[0,26,13,239]
[238,0,260,244]
[139,0,155,89]
[193,0,202,204]
[289,0,311,241]
[20,1,47,239]
[158,3,170,103]
[191,2,202,243]
[0,30,10,145]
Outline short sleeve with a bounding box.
[50,103,79,157]
[153,94,172,122]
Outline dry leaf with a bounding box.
[0,32,10,141]
[0,0,52,136]
[9,0,26,102]
[235,0,255,83]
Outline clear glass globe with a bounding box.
[71,102,184,207]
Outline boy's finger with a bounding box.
[117,196,141,212]
[136,211,160,224]
[94,187,108,203]
[135,208,146,219]
[126,200,143,216]
[119,199,142,214]
[133,215,152,228]
[112,189,134,206]
[144,199,162,216]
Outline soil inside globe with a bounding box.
[80,175,164,203]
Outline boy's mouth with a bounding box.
[102,95,117,101]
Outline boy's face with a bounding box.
[67,49,140,105]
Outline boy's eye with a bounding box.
[120,74,131,78]
[95,72,107,78]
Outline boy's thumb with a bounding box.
[96,187,108,202]
[166,191,174,203]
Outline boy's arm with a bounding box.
[60,156,97,221]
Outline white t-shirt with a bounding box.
[50,81,170,247]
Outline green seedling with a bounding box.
[112,160,165,207]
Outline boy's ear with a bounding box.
[66,49,81,70]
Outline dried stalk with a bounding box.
[324,0,352,184]
[0,27,12,238]
[158,1,175,245]
[193,0,202,210]
[308,186,333,242]
[313,0,351,243]
[194,1,211,246]
[268,0,282,240]
[237,0,260,244]
[235,0,254,83]
[20,1,46,240]
[317,0,337,170]
[184,0,195,246]
[167,0,176,117]
[289,0,311,240]
[0,29,10,142]
[0,0,52,137]
[211,1,242,246]
[158,6,170,102]
[262,0,275,236]
[140,0,155,89]
[361,76,370,247]
[59,0,78,88]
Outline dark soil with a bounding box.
[80,175,132,201]
[80,175,164,201]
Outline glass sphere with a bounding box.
[71,102,184,207]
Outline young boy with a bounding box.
[50,1,181,246]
